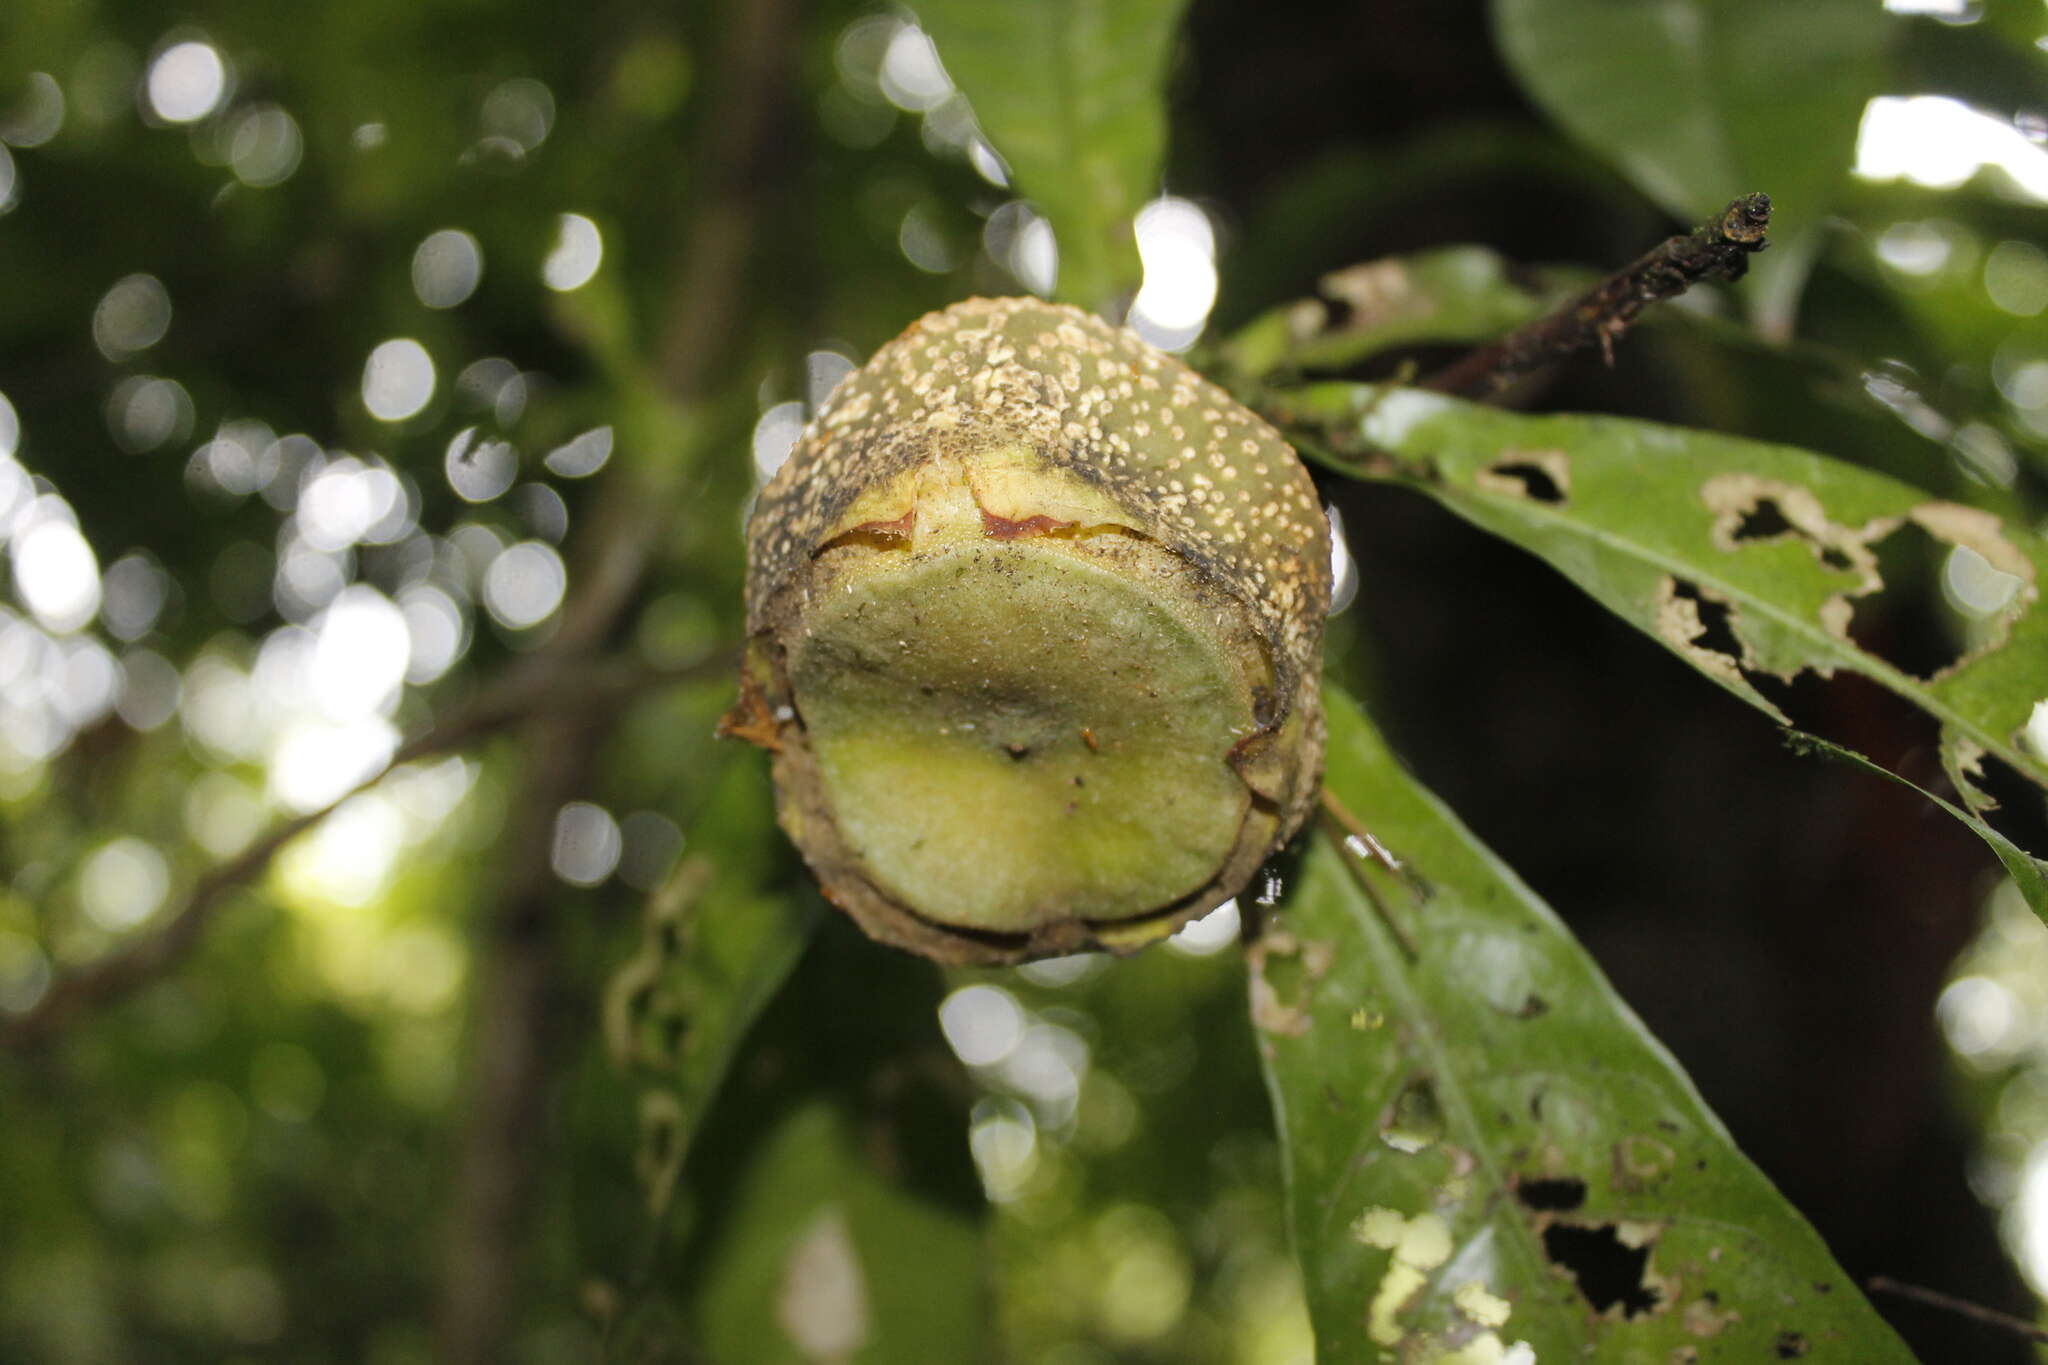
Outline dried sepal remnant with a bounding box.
[730,298,1332,964]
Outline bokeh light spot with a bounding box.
[0,930,50,1015]
[106,375,194,453]
[1129,197,1219,352]
[1874,220,1959,277]
[751,401,806,480]
[807,351,857,410]
[616,811,684,892]
[1327,504,1359,617]
[398,583,467,685]
[543,425,612,478]
[300,457,408,551]
[79,837,171,931]
[1168,897,1241,956]
[1856,95,2048,202]
[268,716,396,814]
[115,648,181,731]
[0,73,66,149]
[1938,975,2022,1062]
[412,229,484,309]
[184,771,266,859]
[1943,543,2023,617]
[968,1095,1038,1202]
[939,984,1025,1067]
[878,24,952,112]
[482,540,566,629]
[2024,698,2048,760]
[1016,953,1108,988]
[13,519,101,633]
[277,788,404,907]
[541,213,603,291]
[56,637,120,729]
[311,586,410,721]
[100,553,169,641]
[967,138,1009,187]
[898,202,955,273]
[444,427,518,502]
[1985,240,2048,317]
[187,419,269,500]
[362,339,435,422]
[551,801,622,886]
[513,484,568,543]
[482,78,555,151]
[985,201,1058,296]
[146,41,227,125]
[227,104,302,187]
[456,356,527,426]
[93,273,173,360]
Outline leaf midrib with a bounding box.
[1306,833,1567,1347]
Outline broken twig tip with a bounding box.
[1720,192,1772,246]
[1416,190,1777,399]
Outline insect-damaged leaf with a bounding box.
[914,0,1188,313]
[1219,245,1578,381]
[1255,685,1915,1361]
[1277,383,2048,856]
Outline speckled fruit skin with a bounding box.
[727,298,1331,964]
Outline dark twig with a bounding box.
[1867,1276,2048,1343]
[0,653,732,1055]
[4,802,339,1055]
[1421,193,1772,400]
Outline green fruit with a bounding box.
[728,298,1330,963]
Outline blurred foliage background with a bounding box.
[1,0,2047,1361]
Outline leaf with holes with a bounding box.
[1255,684,1916,1361]
[1491,0,1892,335]
[1221,245,1579,381]
[604,757,822,1213]
[1275,384,2048,881]
[914,0,1189,313]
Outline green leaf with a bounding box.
[915,0,1189,313]
[1219,246,1576,381]
[1791,729,2048,917]
[690,1103,988,1363]
[1491,0,1892,335]
[1277,383,2048,811]
[1256,684,1917,1361]
[605,757,822,1211]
